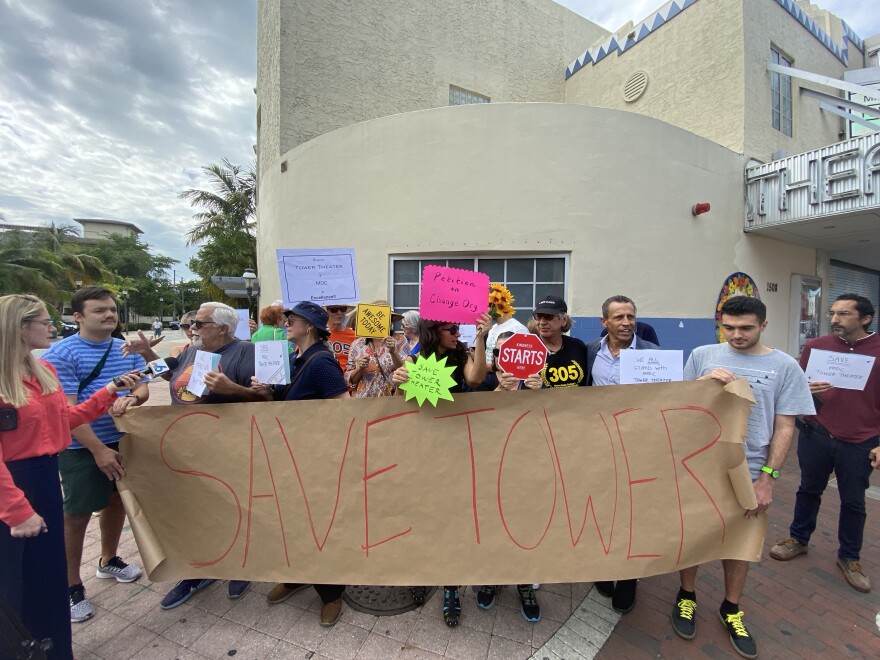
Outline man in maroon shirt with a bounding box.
[770,294,879,593]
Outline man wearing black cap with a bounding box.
[523,295,588,390]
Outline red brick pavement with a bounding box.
[597,469,880,659]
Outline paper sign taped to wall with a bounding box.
[419,265,489,323]
[116,379,765,586]
[276,248,359,307]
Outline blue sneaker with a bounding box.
[160,579,215,610]
[227,580,251,599]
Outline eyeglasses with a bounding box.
[179,323,192,330]
[532,313,559,321]
[326,306,348,313]
[440,325,460,335]
[190,320,217,329]
[29,319,54,326]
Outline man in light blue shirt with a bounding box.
[587,295,660,386]
[585,295,659,615]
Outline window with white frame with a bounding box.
[449,85,490,106]
[771,47,793,136]
[391,256,567,325]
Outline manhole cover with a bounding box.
[343,585,438,616]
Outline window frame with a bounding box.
[771,47,793,137]
[449,85,490,106]
[389,254,570,324]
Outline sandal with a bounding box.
[442,587,461,627]
[409,586,427,605]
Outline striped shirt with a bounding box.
[42,334,146,449]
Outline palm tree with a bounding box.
[30,223,113,289]
[0,230,63,299]
[180,159,257,271]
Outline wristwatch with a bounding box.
[760,465,779,479]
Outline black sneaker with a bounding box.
[476,585,497,610]
[594,581,614,598]
[442,588,461,627]
[612,579,637,614]
[160,578,215,610]
[517,585,540,622]
[671,595,697,639]
[718,609,757,659]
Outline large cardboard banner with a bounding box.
[116,380,764,586]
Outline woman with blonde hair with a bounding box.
[0,294,141,659]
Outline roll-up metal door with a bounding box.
[829,261,880,308]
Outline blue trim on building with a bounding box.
[565,0,699,80]
[565,0,864,80]
[568,316,717,362]
[773,0,863,65]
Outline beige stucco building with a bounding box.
[255,0,880,356]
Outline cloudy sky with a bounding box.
[0,0,877,281]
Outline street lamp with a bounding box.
[158,297,164,325]
[121,289,128,334]
[242,268,257,319]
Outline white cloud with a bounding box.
[0,0,876,285]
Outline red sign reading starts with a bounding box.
[496,333,548,379]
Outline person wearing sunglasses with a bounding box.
[323,304,356,372]
[169,310,197,359]
[521,295,587,390]
[122,302,263,608]
[258,301,351,627]
[471,331,542,622]
[391,312,492,627]
[0,294,144,660]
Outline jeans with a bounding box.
[789,425,879,561]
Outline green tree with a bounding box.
[0,230,63,299]
[181,159,257,302]
[80,233,177,322]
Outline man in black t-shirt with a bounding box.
[521,295,588,390]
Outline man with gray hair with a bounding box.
[123,301,262,607]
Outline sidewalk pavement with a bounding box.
[72,363,879,659]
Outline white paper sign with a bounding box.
[620,349,684,384]
[256,340,291,385]
[276,248,359,308]
[188,351,221,397]
[458,324,477,348]
[234,309,251,340]
[805,349,875,391]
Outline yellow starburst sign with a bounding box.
[398,354,457,407]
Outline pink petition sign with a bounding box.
[419,266,490,323]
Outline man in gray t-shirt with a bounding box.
[671,296,814,659]
[684,342,814,478]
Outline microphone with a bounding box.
[113,357,179,387]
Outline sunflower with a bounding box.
[488,283,516,320]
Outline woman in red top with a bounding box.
[0,294,140,660]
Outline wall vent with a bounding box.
[623,70,649,103]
